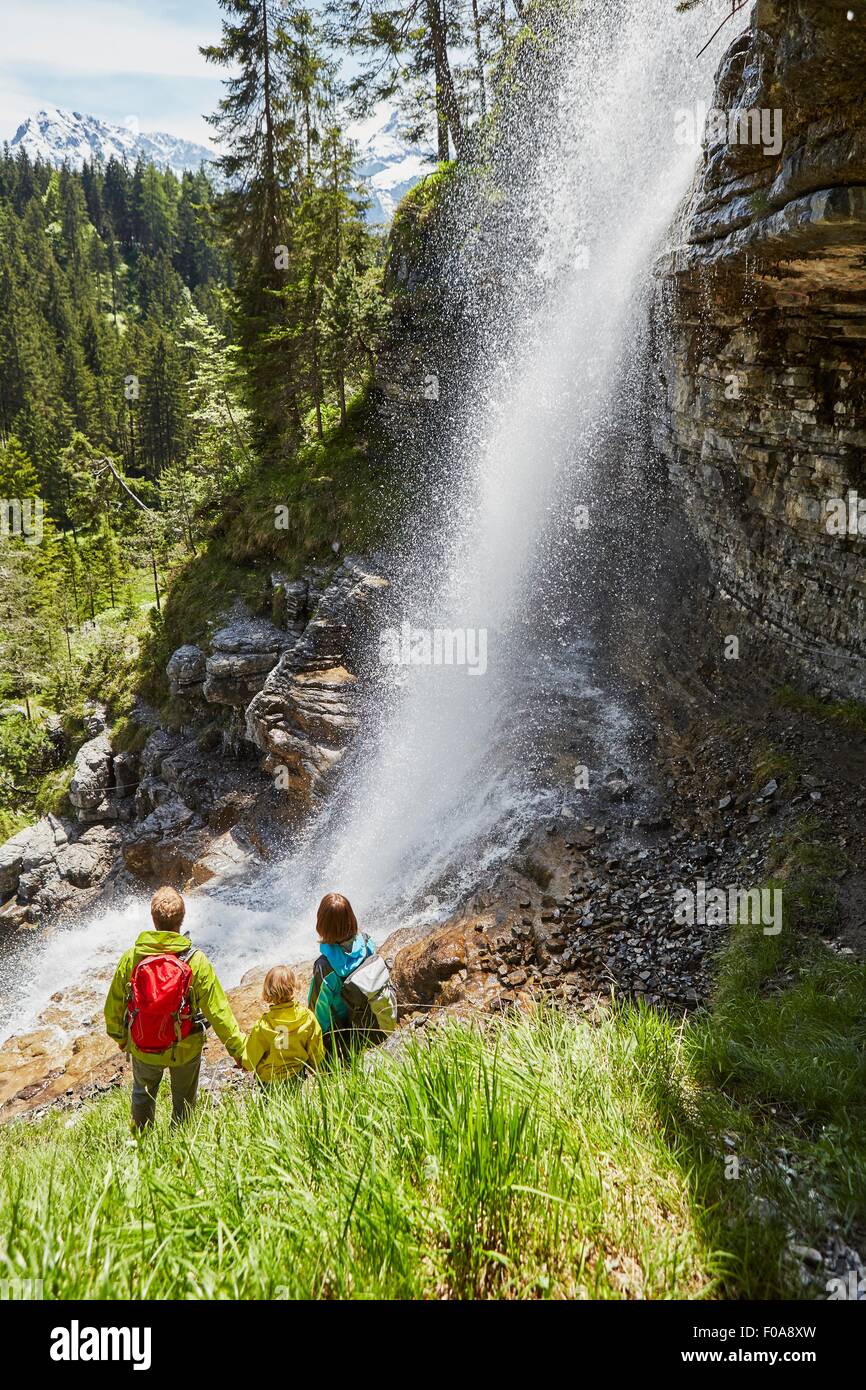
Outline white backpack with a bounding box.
[337,938,398,1038]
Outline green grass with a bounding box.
[750,742,797,791]
[776,685,866,735]
[0,1009,732,1300]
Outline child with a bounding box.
[308,892,376,1051]
[242,965,324,1082]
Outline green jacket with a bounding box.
[242,1001,324,1081]
[104,930,245,1067]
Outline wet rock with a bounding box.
[122,796,207,884]
[188,828,259,886]
[285,556,389,673]
[603,768,632,802]
[246,665,358,806]
[140,729,178,778]
[654,2,866,701]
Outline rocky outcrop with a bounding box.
[0,815,122,926]
[68,733,115,821]
[157,555,388,815]
[244,556,388,804]
[202,617,295,707]
[246,666,358,804]
[166,644,206,698]
[0,553,390,924]
[654,0,866,699]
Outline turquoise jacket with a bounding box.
[308,933,374,1033]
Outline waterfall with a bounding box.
[0,0,744,1041]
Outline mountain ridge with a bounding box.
[7,103,432,223]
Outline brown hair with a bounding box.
[150,886,186,931]
[262,965,297,1005]
[316,892,358,945]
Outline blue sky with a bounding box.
[0,0,229,149]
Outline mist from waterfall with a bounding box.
[0,0,742,1041]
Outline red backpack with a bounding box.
[125,948,198,1054]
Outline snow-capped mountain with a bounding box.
[8,107,216,179]
[349,105,433,224]
[7,103,431,222]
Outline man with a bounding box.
[104,886,244,1129]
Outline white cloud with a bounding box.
[0,0,224,145]
[0,0,218,78]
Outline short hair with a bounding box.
[262,965,296,1005]
[316,892,358,945]
[150,886,186,931]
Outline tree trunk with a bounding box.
[472,0,487,120]
[261,0,280,256]
[427,0,464,160]
[151,548,161,614]
[313,328,323,439]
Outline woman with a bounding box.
[308,891,375,1054]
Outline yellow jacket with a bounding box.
[242,1001,324,1081]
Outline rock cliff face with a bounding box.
[0,556,388,930]
[654,0,866,699]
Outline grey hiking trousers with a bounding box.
[131,1053,202,1129]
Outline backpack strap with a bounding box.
[309,955,332,1011]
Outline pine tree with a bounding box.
[202,0,303,450]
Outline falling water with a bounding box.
[0,0,746,1041]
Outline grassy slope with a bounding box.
[0,1009,725,1300]
[2,878,864,1300]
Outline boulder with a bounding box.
[140,728,179,777]
[243,558,389,805]
[188,828,259,886]
[391,916,506,1013]
[203,617,295,706]
[82,702,107,738]
[61,826,122,889]
[68,734,114,820]
[0,814,122,926]
[0,826,35,898]
[112,749,140,798]
[287,556,389,672]
[246,665,358,804]
[166,644,207,698]
[0,815,68,899]
[122,796,209,884]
